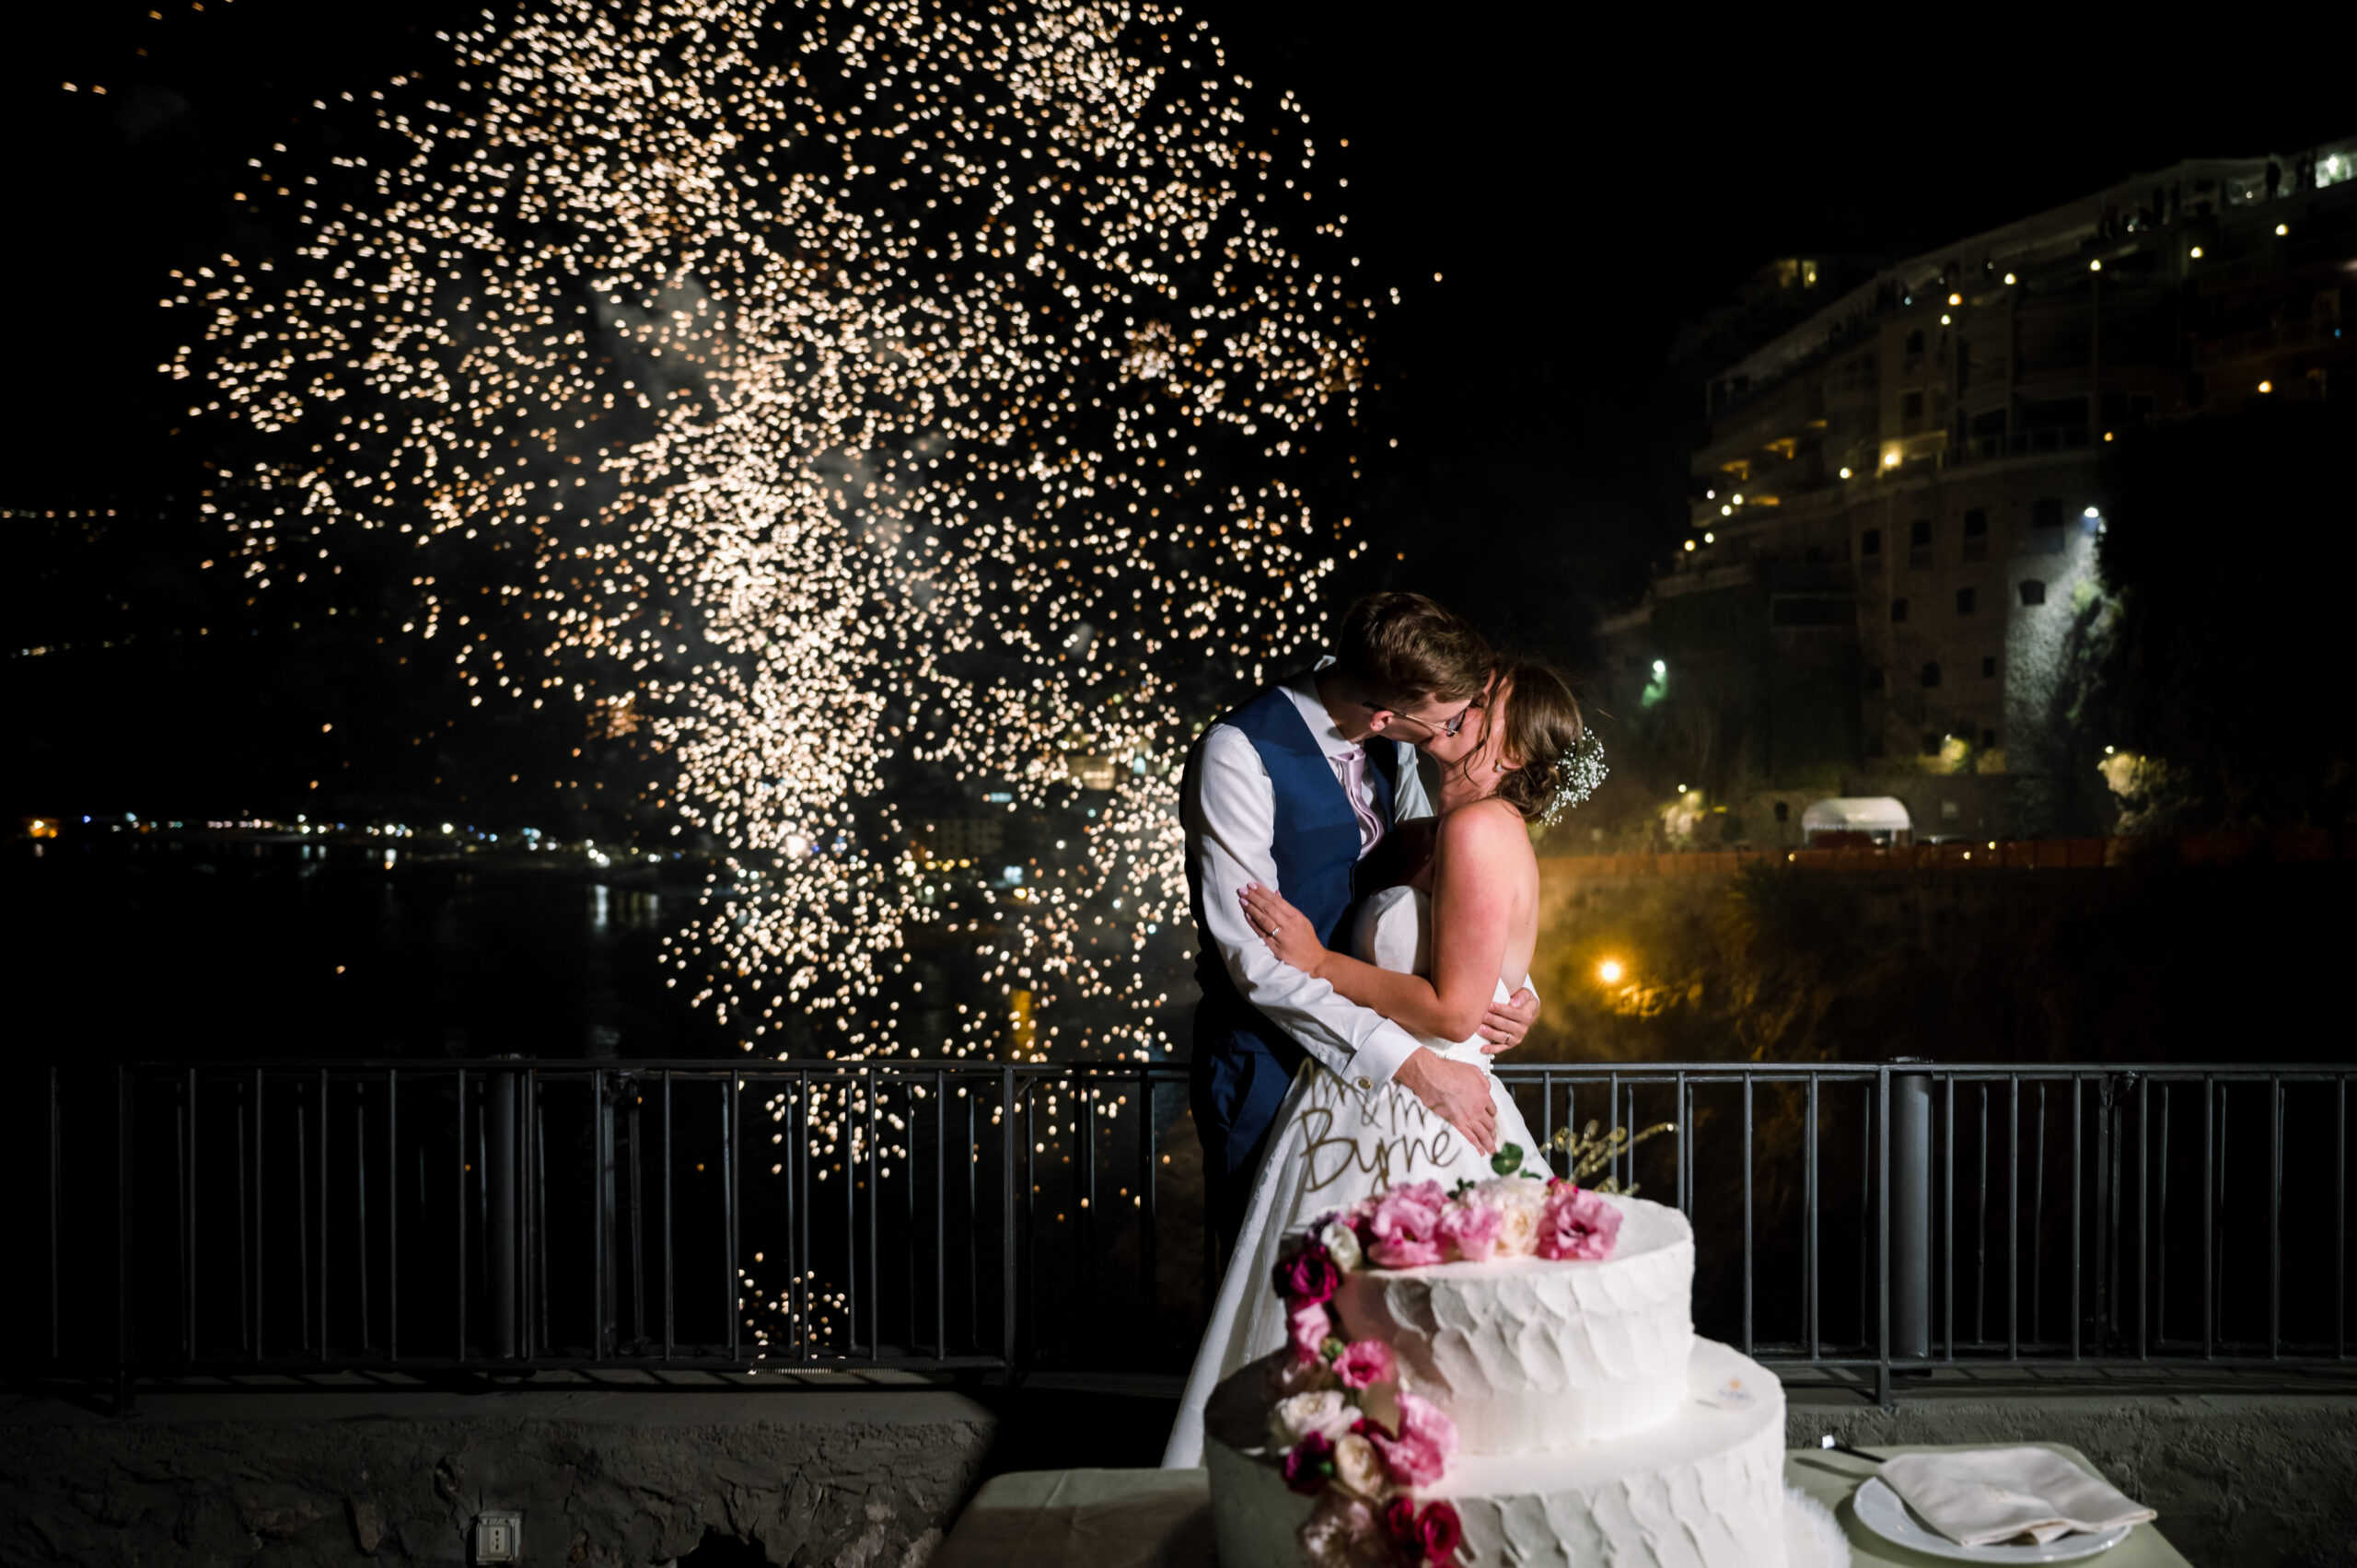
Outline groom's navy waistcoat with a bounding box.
[1186,679,1397,1244]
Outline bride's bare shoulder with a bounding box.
[1434,798,1533,865]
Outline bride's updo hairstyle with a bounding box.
[1491,658,1587,823]
[1334,592,1493,708]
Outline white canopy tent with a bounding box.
[1801,796,1912,846]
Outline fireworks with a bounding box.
[177,0,1370,1069]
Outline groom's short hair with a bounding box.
[1333,593,1492,707]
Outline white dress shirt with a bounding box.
[1182,666,1434,1089]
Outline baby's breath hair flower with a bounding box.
[1540,729,1608,826]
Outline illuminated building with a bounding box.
[1606,143,2357,840]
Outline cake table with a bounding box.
[928,1447,2191,1568]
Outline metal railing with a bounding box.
[11,1059,2351,1411]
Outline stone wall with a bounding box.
[0,1381,995,1568]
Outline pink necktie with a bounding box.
[1337,746,1383,855]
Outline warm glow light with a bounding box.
[1702,531,1714,543]
[1731,493,1744,505]
[1884,451,1901,467]
[2189,246,2203,259]
[1596,959,1624,985]
[1839,466,1852,480]
[1947,293,1961,306]
[1684,539,1697,551]
[2003,273,2017,285]
[1939,313,1951,325]
[2089,259,2102,272]
[2258,380,2273,393]
[2276,224,2289,237]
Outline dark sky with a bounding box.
[10,2,2349,640]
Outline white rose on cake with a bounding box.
[1318,1219,1363,1272]
[1331,1432,1386,1498]
[1267,1388,1356,1451]
[1479,1178,1548,1258]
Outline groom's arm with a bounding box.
[1185,726,1421,1089]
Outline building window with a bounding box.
[1773,800,1791,823]
[1902,390,1924,420]
[1892,597,1909,623]
[2019,579,2047,607]
[1905,329,1926,355]
[1921,662,1942,687]
[1910,518,1933,569]
[1861,528,1883,558]
[1982,655,1998,678]
[1864,666,1886,691]
[2033,496,2064,530]
[1956,587,1977,614]
[1922,732,1943,755]
[1981,728,1998,749]
[1963,507,1989,562]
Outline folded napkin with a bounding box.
[1881,1446,2155,1548]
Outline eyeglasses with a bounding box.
[1365,692,1480,740]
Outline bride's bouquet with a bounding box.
[1260,1167,1623,1566]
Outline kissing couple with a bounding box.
[1162,591,1604,1467]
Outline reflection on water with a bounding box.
[9,836,736,1063]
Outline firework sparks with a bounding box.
[179,0,1369,1074]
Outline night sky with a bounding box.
[7,2,2347,813]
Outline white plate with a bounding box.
[1851,1476,2133,1562]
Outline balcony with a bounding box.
[1941,426,2094,470]
[2193,318,2334,370]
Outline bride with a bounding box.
[1161,657,1599,1468]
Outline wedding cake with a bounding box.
[1202,1173,1829,1568]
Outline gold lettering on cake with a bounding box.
[1299,1068,1457,1192]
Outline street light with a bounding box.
[1597,958,1624,985]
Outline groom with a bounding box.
[1181,592,1539,1260]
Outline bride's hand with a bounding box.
[1239,884,1328,977]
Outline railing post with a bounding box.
[487,1060,520,1360]
[1891,1058,1934,1364]
[116,1064,135,1416]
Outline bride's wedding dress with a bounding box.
[1161,883,1542,1469]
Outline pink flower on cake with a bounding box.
[1367,1234,1444,1268]
[1436,1199,1503,1262]
[1289,1300,1334,1364]
[1282,1430,1336,1494]
[1366,1426,1446,1487]
[1415,1499,1464,1565]
[1298,1492,1377,1567]
[1536,1184,1622,1261]
[1394,1387,1459,1459]
[1363,1179,1445,1258]
[1332,1338,1396,1390]
[1275,1244,1341,1305]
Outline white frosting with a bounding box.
[1331,1194,1696,1454]
[1207,1340,1787,1568]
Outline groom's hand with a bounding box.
[1477,986,1539,1054]
[1393,1048,1497,1155]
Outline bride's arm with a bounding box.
[1239,805,1519,1041]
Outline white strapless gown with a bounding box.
[1160,884,1542,1468]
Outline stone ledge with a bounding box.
[0,1382,996,1567]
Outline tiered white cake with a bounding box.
[1204,1196,1794,1568]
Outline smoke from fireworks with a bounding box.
[173,0,1372,1065]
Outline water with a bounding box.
[9,833,736,1063]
